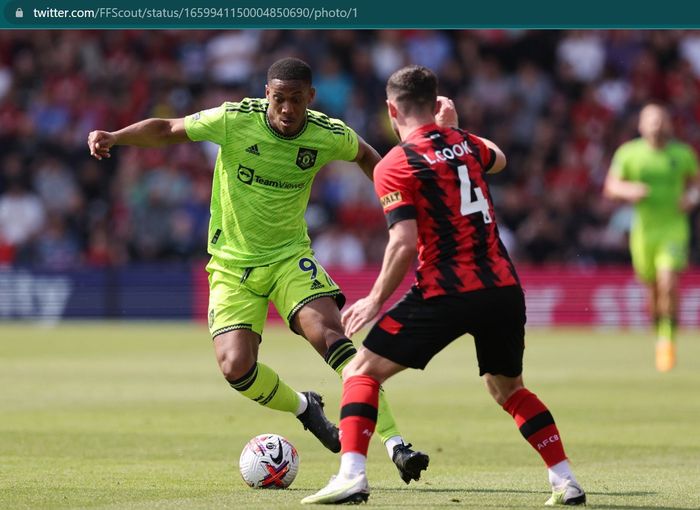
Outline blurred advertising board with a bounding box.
[2,265,700,327]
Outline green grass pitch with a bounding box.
[1,322,699,509]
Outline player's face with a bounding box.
[265,79,315,136]
[639,105,671,139]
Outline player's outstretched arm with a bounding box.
[341,219,418,337]
[87,118,189,160]
[354,135,382,181]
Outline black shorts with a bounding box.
[363,285,526,377]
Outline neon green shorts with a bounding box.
[206,248,344,338]
[630,226,689,283]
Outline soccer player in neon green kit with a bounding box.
[604,103,700,372]
[87,57,429,483]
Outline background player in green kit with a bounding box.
[87,57,429,483]
[604,103,700,372]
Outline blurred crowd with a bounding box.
[1,30,700,270]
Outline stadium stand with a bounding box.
[1,30,700,269]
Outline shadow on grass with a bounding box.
[372,487,543,494]
[354,487,657,496]
[583,506,697,510]
[287,486,698,510]
[292,487,699,510]
[587,491,656,496]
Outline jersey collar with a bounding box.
[405,122,441,142]
[263,102,309,140]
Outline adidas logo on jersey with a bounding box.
[245,144,260,155]
[310,279,325,290]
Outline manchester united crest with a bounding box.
[296,148,318,170]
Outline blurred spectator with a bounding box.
[205,31,261,86]
[470,57,512,113]
[679,31,700,78]
[0,66,11,100]
[0,179,45,262]
[313,225,366,271]
[33,156,81,215]
[517,204,564,264]
[370,31,407,80]
[605,31,645,76]
[129,187,172,261]
[595,66,632,114]
[84,224,116,266]
[32,215,81,269]
[405,31,453,71]
[314,56,353,117]
[511,61,552,145]
[557,30,606,82]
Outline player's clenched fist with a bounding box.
[435,96,458,128]
[87,130,116,160]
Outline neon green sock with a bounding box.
[325,338,402,444]
[657,316,676,343]
[375,388,402,445]
[228,362,300,413]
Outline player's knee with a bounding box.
[219,351,256,381]
[657,275,678,296]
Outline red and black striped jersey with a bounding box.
[374,123,519,298]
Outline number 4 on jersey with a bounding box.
[457,164,492,223]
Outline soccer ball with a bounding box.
[239,433,300,489]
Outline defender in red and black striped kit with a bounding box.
[365,121,526,375]
[302,65,586,507]
[378,125,519,298]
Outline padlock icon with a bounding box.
[16,7,24,18]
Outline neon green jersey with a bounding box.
[184,98,359,267]
[611,138,698,231]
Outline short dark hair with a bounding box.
[267,57,312,84]
[386,65,437,114]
